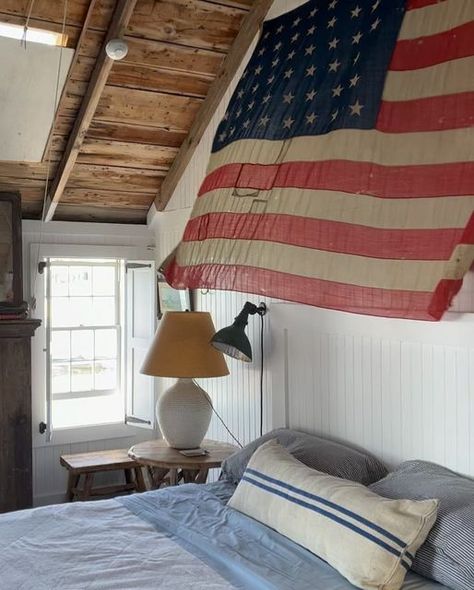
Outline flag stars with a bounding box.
[305,44,316,55]
[328,59,341,72]
[235,108,242,118]
[349,73,360,87]
[218,132,226,142]
[287,50,296,60]
[282,116,295,129]
[229,127,235,136]
[372,0,380,11]
[237,89,244,99]
[274,41,282,51]
[263,32,270,40]
[272,58,280,68]
[291,33,300,43]
[223,112,229,121]
[329,0,337,8]
[243,119,251,129]
[351,5,362,18]
[332,84,343,97]
[306,112,317,125]
[252,83,259,93]
[352,31,363,44]
[247,100,255,110]
[283,92,295,104]
[262,93,271,104]
[327,17,337,28]
[305,89,317,101]
[254,65,262,75]
[284,68,294,79]
[276,25,284,33]
[309,8,318,16]
[353,52,361,65]
[306,64,317,76]
[349,100,364,116]
[258,47,265,56]
[331,109,339,121]
[292,17,301,27]
[371,17,381,31]
[328,37,339,50]
[267,75,275,84]
[307,25,316,35]
[259,115,270,127]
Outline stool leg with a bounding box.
[124,468,133,485]
[134,467,146,492]
[67,473,80,502]
[82,473,94,500]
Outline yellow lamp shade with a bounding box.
[140,311,229,378]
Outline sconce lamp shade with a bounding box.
[211,325,252,362]
[141,311,229,378]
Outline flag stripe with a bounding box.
[193,189,474,231]
[406,0,447,10]
[206,128,472,173]
[391,21,474,70]
[166,260,463,321]
[175,239,474,291]
[199,161,474,199]
[399,0,473,40]
[377,92,474,133]
[383,56,473,101]
[183,213,467,261]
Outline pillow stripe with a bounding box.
[242,474,405,560]
[246,467,408,550]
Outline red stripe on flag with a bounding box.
[391,22,474,70]
[406,0,447,9]
[164,260,462,321]
[377,93,474,133]
[199,161,474,199]
[184,212,466,261]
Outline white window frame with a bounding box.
[30,243,156,447]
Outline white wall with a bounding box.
[23,220,158,505]
[149,0,474,474]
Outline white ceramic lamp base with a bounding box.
[157,378,212,449]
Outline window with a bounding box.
[47,258,123,429]
[0,22,67,46]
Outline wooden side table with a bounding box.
[128,439,238,489]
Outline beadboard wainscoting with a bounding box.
[270,303,474,477]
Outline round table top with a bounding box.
[128,439,238,469]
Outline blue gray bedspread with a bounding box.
[120,481,448,590]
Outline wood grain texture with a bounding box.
[44,0,138,221]
[155,0,271,210]
[53,203,148,223]
[78,139,178,169]
[0,320,41,513]
[67,163,165,191]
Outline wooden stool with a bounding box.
[60,449,146,501]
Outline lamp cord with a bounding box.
[259,312,264,437]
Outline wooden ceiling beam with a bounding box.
[153,0,273,212]
[43,0,137,222]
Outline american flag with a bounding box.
[164,0,474,320]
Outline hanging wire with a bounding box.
[21,0,36,48]
[30,0,68,309]
[259,311,264,437]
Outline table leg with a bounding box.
[67,472,80,502]
[168,469,178,486]
[195,469,209,484]
[81,472,94,500]
[134,467,146,492]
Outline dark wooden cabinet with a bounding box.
[0,320,40,513]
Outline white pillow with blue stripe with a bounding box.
[228,440,439,590]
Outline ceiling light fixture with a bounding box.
[105,38,128,60]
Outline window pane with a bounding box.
[95,329,117,359]
[51,297,74,327]
[93,266,115,296]
[51,331,70,361]
[92,297,115,326]
[71,362,93,392]
[94,360,117,390]
[51,266,68,296]
[71,330,93,361]
[69,266,92,296]
[52,363,70,394]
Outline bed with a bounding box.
[0,479,448,590]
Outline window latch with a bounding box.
[39,422,47,434]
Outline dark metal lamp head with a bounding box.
[210,301,267,362]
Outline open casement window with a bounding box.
[36,253,156,441]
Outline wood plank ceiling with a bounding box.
[0,0,253,223]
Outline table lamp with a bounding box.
[140,311,229,449]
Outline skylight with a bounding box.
[0,22,67,47]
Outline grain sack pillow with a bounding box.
[221,428,387,485]
[228,440,439,590]
[370,460,474,590]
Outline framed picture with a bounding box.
[157,273,192,319]
[0,192,24,311]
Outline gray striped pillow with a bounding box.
[221,428,388,485]
[370,461,474,590]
